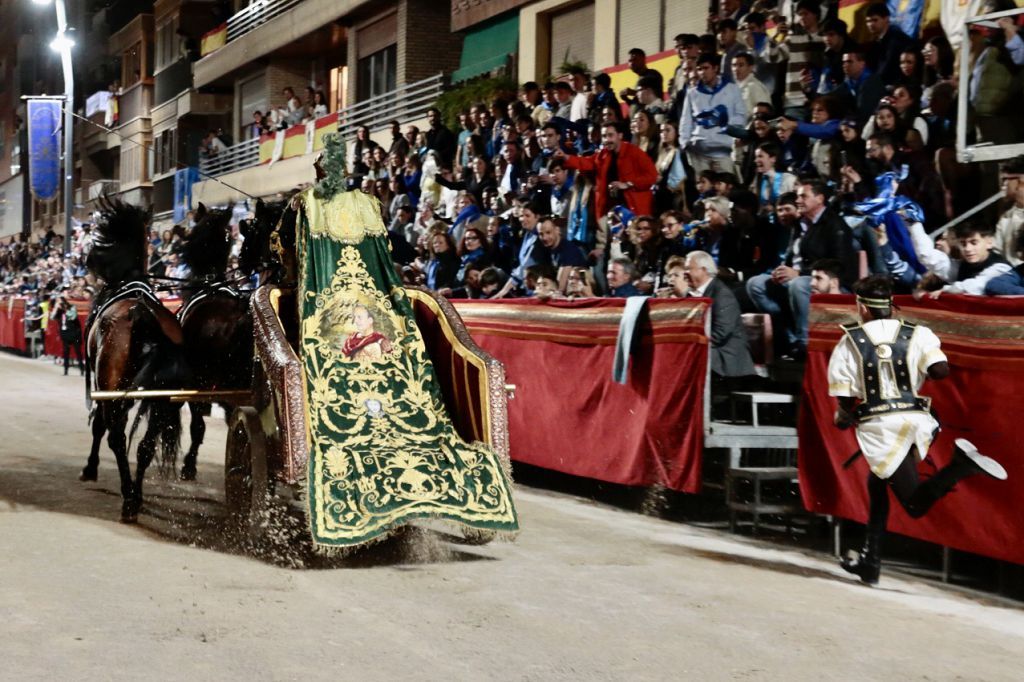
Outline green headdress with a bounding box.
[313,132,348,201]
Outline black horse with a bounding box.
[176,199,290,480]
[81,197,188,522]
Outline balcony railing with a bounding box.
[88,179,120,201]
[197,73,446,178]
[227,0,304,43]
[336,73,446,139]
[198,137,261,177]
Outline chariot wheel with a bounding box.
[224,406,271,537]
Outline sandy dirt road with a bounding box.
[1,350,1022,681]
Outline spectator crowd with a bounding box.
[343,0,1024,370]
[6,0,1024,377]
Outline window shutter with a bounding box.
[617,0,661,63]
[549,2,595,74]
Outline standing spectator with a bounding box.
[311,90,329,118]
[552,82,574,119]
[569,68,590,122]
[717,19,746,82]
[839,48,886,125]
[619,48,665,112]
[864,3,917,86]
[741,13,782,95]
[454,111,475,175]
[778,0,825,120]
[679,54,747,176]
[921,35,954,108]
[669,34,701,107]
[498,140,526,199]
[630,111,660,162]
[247,111,267,139]
[558,121,660,221]
[731,53,772,123]
[386,120,409,159]
[425,107,457,168]
[655,120,687,213]
[634,76,669,123]
[423,232,460,294]
[994,156,1024,266]
[54,295,83,375]
[818,19,851,96]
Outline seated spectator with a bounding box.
[985,231,1024,295]
[683,249,756,378]
[750,141,798,214]
[422,231,460,294]
[537,217,587,268]
[456,226,491,282]
[994,156,1024,266]
[478,266,509,298]
[746,179,856,357]
[628,214,683,293]
[917,223,1012,298]
[605,257,642,297]
[658,254,689,297]
[777,95,842,179]
[810,259,843,294]
[449,191,483,245]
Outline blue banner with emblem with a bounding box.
[173,166,199,223]
[27,99,62,201]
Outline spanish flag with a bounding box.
[200,23,227,57]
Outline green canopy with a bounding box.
[451,12,519,83]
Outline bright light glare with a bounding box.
[49,33,74,52]
[32,0,54,5]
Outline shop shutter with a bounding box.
[617,0,660,63]
[549,2,595,74]
[664,0,708,46]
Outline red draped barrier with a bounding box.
[799,294,1024,565]
[452,298,709,493]
[0,297,28,352]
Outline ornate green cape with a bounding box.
[296,188,518,549]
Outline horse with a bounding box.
[80,197,188,522]
[176,199,290,480]
[175,203,250,480]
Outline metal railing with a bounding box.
[199,137,261,177]
[196,73,446,178]
[226,0,305,43]
[337,73,445,139]
[87,179,120,201]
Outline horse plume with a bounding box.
[179,203,233,280]
[86,195,151,286]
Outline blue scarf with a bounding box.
[452,204,482,231]
[853,168,927,274]
[696,78,728,97]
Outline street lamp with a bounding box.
[33,0,75,256]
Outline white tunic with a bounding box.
[827,319,947,479]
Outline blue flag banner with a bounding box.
[888,0,924,38]
[173,166,199,223]
[27,99,61,201]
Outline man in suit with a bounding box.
[864,3,916,86]
[839,48,886,125]
[682,251,756,377]
[746,179,856,357]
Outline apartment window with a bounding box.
[155,19,178,72]
[356,44,396,102]
[153,129,177,176]
[123,42,143,86]
[238,72,267,141]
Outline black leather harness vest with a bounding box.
[841,320,932,421]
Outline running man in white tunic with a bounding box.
[827,275,1007,585]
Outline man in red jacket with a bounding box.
[556,122,659,219]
